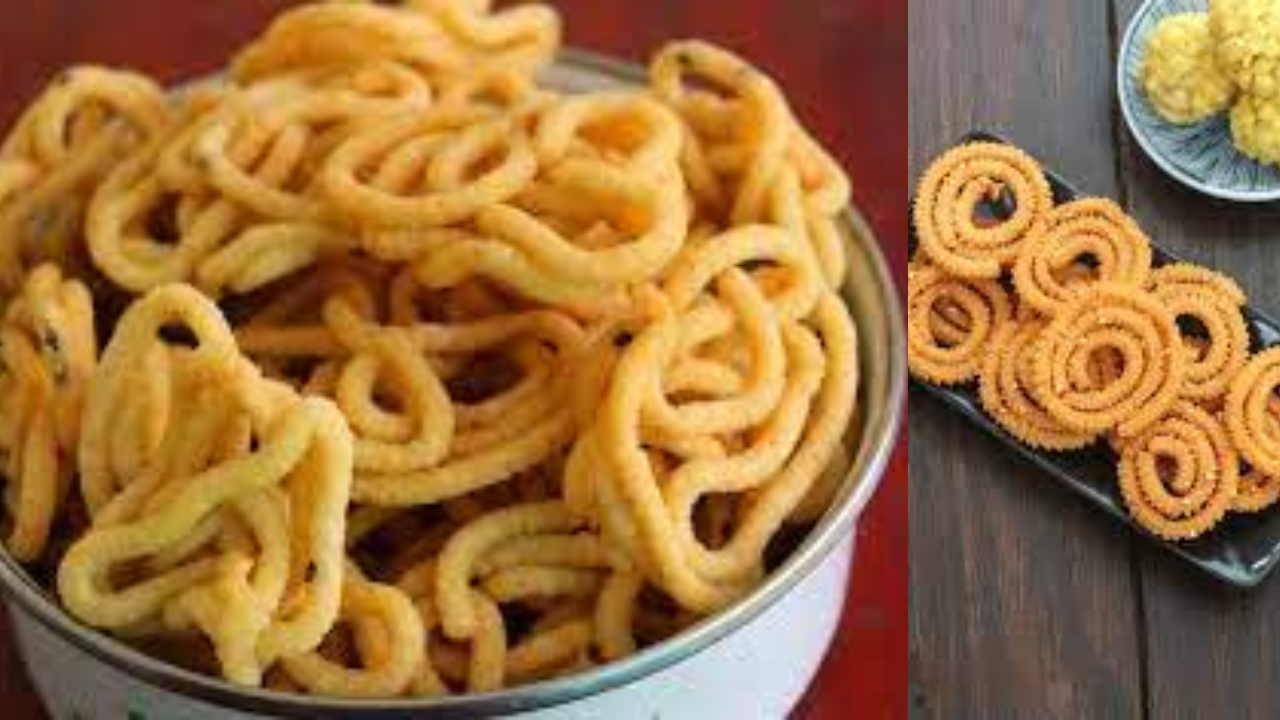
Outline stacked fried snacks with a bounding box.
[0,0,862,698]
[911,140,1278,542]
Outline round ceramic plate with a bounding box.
[1118,0,1280,202]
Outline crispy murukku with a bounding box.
[1147,263,1248,401]
[1118,401,1237,540]
[907,262,1013,385]
[1226,348,1280,478]
[978,318,1098,451]
[913,142,1053,279]
[1012,198,1152,315]
[1031,284,1184,438]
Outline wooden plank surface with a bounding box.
[907,1,1146,718]
[1110,1,1280,718]
[0,2,908,719]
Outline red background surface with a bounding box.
[0,2,906,717]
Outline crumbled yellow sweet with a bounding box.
[1210,0,1280,98]
[1231,92,1280,164]
[1142,13,1237,124]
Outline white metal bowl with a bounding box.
[0,49,905,720]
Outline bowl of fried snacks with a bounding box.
[0,2,904,717]
[1119,0,1280,202]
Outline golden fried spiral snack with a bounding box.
[978,319,1098,451]
[0,264,96,560]
[907,263,1013,385]
[1148,262,1247,306]
[1030,284,1184,438]
[1226,348,1280,479]
[1117,401,1237,540]
[1144,263,1250,401]
[909,140,1280,542]
[913,142,1053,279]
[1012,198,1153,315]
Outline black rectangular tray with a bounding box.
[911,131,1280,588]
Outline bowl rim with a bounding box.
[0,47,906,717]
[1116,0,1280,203]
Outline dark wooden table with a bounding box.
[910,1,1280,718]
[0,2,907,718]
